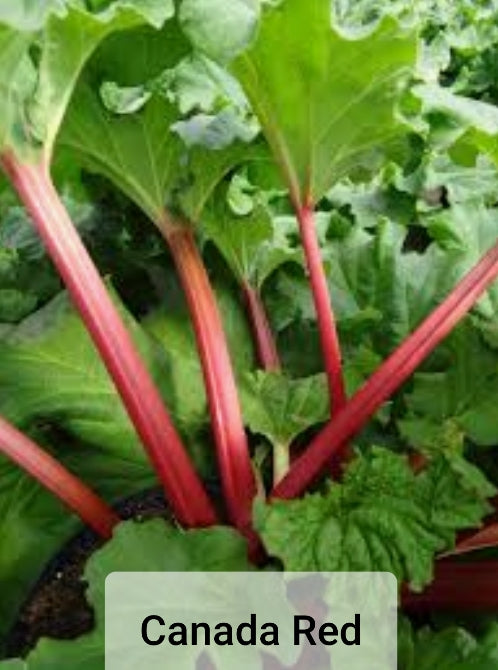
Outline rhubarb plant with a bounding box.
[2,0,498,667]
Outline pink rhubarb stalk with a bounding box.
[241,281,281,371]
[0,415,119,538]
[273,241,498,500]
[296,203,346,415]
[2,153,217,529]
[163,221,256,535]
[444,522,498,558]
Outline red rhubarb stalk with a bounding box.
[1,153,217,528]
[0,415,119,538]
[162,221,256,535]
[241,281,281,371]
[403,560,498,612]
[296,202,346,415]
[273,241,498,499]
[444,522,498,558]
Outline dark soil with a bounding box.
[6,487,173,658]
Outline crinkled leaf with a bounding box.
[325,220,467,353]
[240,371,329,448]
[423,202,498,317]
[257,448,495,590]
[228,0,416,205]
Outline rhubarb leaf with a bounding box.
[61,22,254,226]
[203,186,300,288]
[325,220,464,353]
[241,371,329,447]
[401,325,498,447]
[399,619,498,669]
[415,84,498,165]
[0,290,173,456]
[0,289,180,644]
[423,202,498,317]
[219,0,417,205]
[0,1,175,159]
[144,279,256,421]
[258,448,494,590]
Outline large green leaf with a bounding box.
[223,0,417,205]
[60,23,188,221]
[256,448,495,590]
[0,290,176,644]
[0,290,171,455]
[61,20,258,227]
[0,1,174,160]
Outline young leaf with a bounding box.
[203,185,300,289]
[226,0,417,206]
[241,371,329,448]
[257,448,495,590]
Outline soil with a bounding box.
[6,487,174,658]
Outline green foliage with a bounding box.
[0,0,174,159]
[401,325,498,448]
[241,371,329,448]
[202,182,300,288]
[257,448,495,590]
[399,618,498,669]
[226,0,417,205]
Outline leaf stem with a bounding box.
[241,281,281,371]
[273,442,290,487]
[296,203,346,415]
[1,153,217,529]
[272,241,498,499]
[0,415,119,538]
[162,220,256,536]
